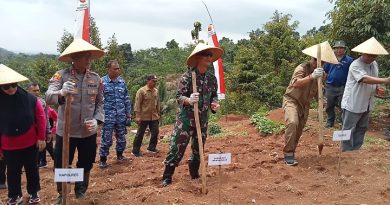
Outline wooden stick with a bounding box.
[62,94,72,205]
[191,71,207,194]
[337,141,342,176]
[218,164,222,205]
[317,44,324,155]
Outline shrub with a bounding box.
[250,111,285,136]
[208,123,222,136]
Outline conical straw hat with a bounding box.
[351,37,388,55]
[58,39,105,62]
[186,43,224,67]
[0,64,28,85]
[302,41,338,64]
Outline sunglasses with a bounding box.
[198,51,213,58]
[1,83,17,90]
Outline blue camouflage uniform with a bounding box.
[99,75,131,157]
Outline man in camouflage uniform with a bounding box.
[99,60,131,168]
[162,43,223,186]
[45,39,104,204]
[283,41,337,166]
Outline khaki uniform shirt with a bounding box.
[45,68,104,138]
[283,63,318,117]
[134,85,160,121]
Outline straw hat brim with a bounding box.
[0,64,29,85]
[351,37,389,55]
[302,41,339,64]
[58,39,105,62]
[186,43,224,67]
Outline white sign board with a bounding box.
[208,153,231,166]
[54,168,84,182]
[332,130,351,141]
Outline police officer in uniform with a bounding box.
[45,39,104,204]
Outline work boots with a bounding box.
[188,160,200,179]
[161,165,176,187]
[75,171,90,199]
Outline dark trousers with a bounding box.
[54,134,97,172]
[38,141,54,164]
[132,120,159,154]
[3,145,40,198]
[0,159,6,184]
[325,84,345,126]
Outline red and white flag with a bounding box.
[74,0,90,42]
[208,24,225,100]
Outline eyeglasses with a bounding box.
[1,83,17,90]
[198,51,213,58]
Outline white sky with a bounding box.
[0,0,333,54]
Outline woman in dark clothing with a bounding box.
[0,64,46,205]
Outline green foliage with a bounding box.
[208,123,222,136]
[166,39,179,49]
[227,11,301,111]
[328,0,390,76]
[250,111,286,135]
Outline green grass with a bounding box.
[363,135,387,147]
[382,166,390,174]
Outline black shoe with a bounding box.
[7,195,22,205]
[147,148,159,154]
[117,155,127,161]
[284,155,298,166]
[131,152,142,158]
[29,192,40,204]
[162,165,176,186]
[325,123,333,128]
[99,161,108,169]
[162,178,172,187]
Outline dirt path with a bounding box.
[1,111,389,205]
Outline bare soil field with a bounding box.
[1,108,390,205]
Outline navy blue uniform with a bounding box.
[99,75,131,157]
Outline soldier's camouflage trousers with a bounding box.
[164,123,207,167]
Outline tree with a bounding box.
[57,17,103,54]
[166,39,179,49]
[119,43,134,65]
[57,30,74,53]
[227,11,301,110]
[101,33,125,76]
[328,0,390,75]
[29,56,60,92]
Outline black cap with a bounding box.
[146,74,157,81]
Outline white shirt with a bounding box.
[341,57,378,113]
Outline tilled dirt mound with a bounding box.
[1,111,390,205]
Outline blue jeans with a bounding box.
[341,109,369,151]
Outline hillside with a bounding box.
[1,108,389,204]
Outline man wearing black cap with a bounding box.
[323,40,353,128]
[131,74,160,157]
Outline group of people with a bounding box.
[282,37,390,165]
[0,38,222,204]
[0,35,388,203]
